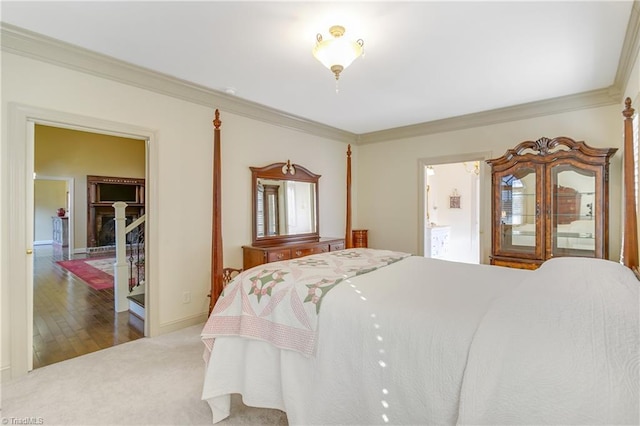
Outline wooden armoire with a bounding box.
[487,136,617,270]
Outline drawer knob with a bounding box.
[277,253,283,259]
[295,250,302,256]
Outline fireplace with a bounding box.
[94,210,138,247]
[87,175,145,249]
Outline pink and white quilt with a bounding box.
[201,248,411,358]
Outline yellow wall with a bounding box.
[35,125,145,250]
[33,179,67,242]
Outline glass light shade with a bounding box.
[313,37,363,70]
[313,26,363,80]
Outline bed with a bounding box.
[201,104,640,424]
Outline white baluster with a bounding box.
[113,201,129,312]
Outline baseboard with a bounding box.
[34,240,52,245]
[73,247,87,254]
[156,313,207,337]
[1,364,12,383]
[87,245,116,256]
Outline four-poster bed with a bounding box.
[623,97,639,274]
[203,103,639,425]
[209,109,223,314]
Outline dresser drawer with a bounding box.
[330,242,345,251]
[267,249,291,263]
[293,244,329,258]
[243,238,345,269]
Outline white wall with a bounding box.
[356,105,624,262]
[216,112,350,268]
[1,52,349,378]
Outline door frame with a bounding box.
[417,151,493,263]
[5,103,157,379]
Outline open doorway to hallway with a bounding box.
[32,124,147,368]
[422,157,486,264]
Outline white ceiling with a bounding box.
[0,1,634,135]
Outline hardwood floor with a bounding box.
[33,245,144,369]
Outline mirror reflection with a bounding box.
[551,166,596,254]
[500,169,537,253]
[256,179,317,238]
[499,165,596,255]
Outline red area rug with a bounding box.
[56,258,114,290]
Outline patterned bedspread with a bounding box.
[201,248,411,358]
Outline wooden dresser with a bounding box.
[352,230,368,248]
[243,237,345,270]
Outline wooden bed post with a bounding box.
[210,110,223,313]
[622,98,639,272]
[345,144,353,249]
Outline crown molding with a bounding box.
[2,18,636,146]
[0,23,357,144]
[357,87,621,145]
[615,0,640,94]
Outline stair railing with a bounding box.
[125,215,145,292]
[113,202,146,312]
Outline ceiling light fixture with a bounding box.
[463,161,480,175]
[313,25,364,86]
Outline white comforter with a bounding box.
[202,253,530,425]
[458,257,639,425]
[202,253,639,425]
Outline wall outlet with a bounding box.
[182,291,191,304]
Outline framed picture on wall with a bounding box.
[450,189,461,209]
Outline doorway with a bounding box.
[6,104,157,378]
[32,125,147,368]
[419,153,491,264]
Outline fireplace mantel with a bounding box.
[87,175,145,249]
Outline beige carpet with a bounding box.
[1,324,288,426]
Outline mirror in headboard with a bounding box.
[251,160,320,247]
